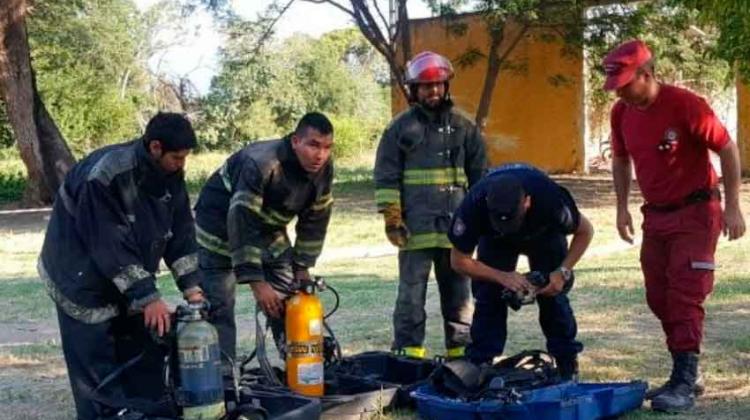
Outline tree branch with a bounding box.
[252,0,296,56]
[372,0,390,37]
[303,0,356,17]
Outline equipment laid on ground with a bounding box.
[413,350,647,420]
[285,277,326,397]
[327,350,438,407]
[174,302,226,420]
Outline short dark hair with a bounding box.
[144,112,197,151]
[295,112,334,137]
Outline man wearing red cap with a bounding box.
[374,51,486,359]
[604,39,745,412]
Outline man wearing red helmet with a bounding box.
[374,51,486,359]
[604,39,745,412]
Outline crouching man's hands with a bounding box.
[144,298,172,337]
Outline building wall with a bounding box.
[393,14,585,173]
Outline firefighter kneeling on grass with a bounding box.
[38,113,204,420]
[448,164,594,381]
[193,112,334,386]
[374,51,486,360]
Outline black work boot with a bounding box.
[645,354,705,400]
[556,355,579,382]
[651,352,699,412]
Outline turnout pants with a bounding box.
[199,248,293,378]
[56,307,167,420]
[640,200,722,353]
[392,247,473,351]
[467,233,583,365]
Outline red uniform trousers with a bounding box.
[640,199,722,353]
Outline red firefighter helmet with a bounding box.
[405,51,454,85]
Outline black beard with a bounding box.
[419,97,446,111]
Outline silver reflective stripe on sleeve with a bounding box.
[170,253,198,279]
[58,184,76,215]
[129,291,161,312]
[112,265,152,293]
[690,261,715,270]
[219,162,232,192]
[38,258,119,324]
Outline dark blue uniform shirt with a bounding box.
[448,163,581,255]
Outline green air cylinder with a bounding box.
[176,303,226,420]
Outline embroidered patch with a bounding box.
[453,217,466,236]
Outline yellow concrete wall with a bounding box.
[394,14,584,173]
[738,81,750,174]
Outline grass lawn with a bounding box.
[0,152,748,419]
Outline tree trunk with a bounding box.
[396,0,411,68]
[0,0,75,206]
[474,24,529,132]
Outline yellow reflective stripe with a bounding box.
[268,234,291,258]
[311,192,333,211]
[404,232,452,250]
[395,346,426,359]
[375,188,400,206]
[219,162,232,192]
[265,207,294,225]
[196,225,230,257]
[232,245,262,266]
[229,191,262,213]
[446,346,466,358]
[403,168,467,185]
[295,239,324,256]
[229,191,292,227]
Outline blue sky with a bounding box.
[135,0,432,93]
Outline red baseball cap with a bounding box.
[602,40,652,91]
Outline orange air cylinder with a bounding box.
[285,291,325,396]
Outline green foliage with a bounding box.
[671,0,750,82]
[0,104,13,149]
[0,172,25,203]
[0,148,26,203]
[196,24,390,154]
[584,2,732,147]
[26,0,154,156]
[329,115,382,160]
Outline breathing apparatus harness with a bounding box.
[429,350,561,403]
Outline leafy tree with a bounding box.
[585,2,731,154]
[0,0,75,204]
[0,0,204,204]
[28,0,159,155]
[197,21,389,156]
[672,0,750,81]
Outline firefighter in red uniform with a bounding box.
[604,40,746,413]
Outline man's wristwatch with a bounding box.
[557,266,573,283]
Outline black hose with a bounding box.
[324,283,340,319]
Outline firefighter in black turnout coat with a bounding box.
[374,51,486,358]
[193,112,334,379]
[39,113,203,419]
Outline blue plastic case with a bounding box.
[412,381,647,420]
